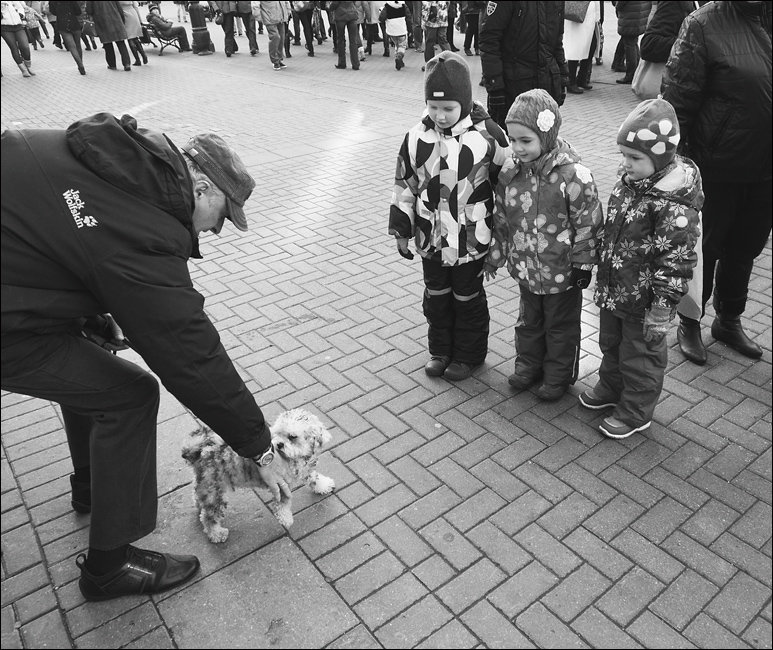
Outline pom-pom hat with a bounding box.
[617,98,680,171]
[424,51,473,120]
[505,89,562,153]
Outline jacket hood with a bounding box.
[512,137,581,178]
[422,100,494,135]
[622,155,704,210]
[65,112,201,257]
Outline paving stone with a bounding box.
[584,494,646,542]
[570,607,643,649]
[334,551,406,605]
[541,563,612,623]
[418,518,481,571]
[596,566,664,626]
[427,458,485,499]
[631,496,692,544]
[537,492,599,540]
[650,569,719,631]
[20,610,71,650]
[374,595,453,649]
[436,558,506,615]
[599,464,663,508]
[415,619,478,649]
[387,455,442,497]
[488,561,559,619]
[123,627,175,649]
[314,530,384,581]
[684,613,753,650]
[662,530,737,587]
[460,601,535,649]
[729,500,772,549]
[681,498,742,546]
[327,624,381,649]
[354,572,428,630]
[373,515,433,568]
[514,523,581,578]
[611,529,684,583]
[627,610,698,649]
[411,555,456,592]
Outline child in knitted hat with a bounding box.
[388,51,510,381]
[485,89,603,402]
[581,98,703,439]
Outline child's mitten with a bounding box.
[643,304,673,343]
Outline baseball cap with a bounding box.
[182,134,256,231]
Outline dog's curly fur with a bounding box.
[181,409,334,543]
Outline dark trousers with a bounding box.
[60,29,83,69]
[701,179,772,316]
[513,287,582,387]
[614,34,639,79]
[595,309,667,428]
[1,331,160,550]
[463,12,479,50]
[103,40,131,68]
[335,18,359,68]
[221,11,254,54]
[297,9,314,53]
[422,257,489,365]
[423,25,449,62]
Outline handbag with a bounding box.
[214,10,223,25]
[632,59,666,100]
[564,0,591,23]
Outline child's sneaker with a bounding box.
[273,62,282,70]
[395,53,404,70]
[425,355,451,377]
[579,389,616,410]
[599,417,651,439]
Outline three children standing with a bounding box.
[390,52,702,440]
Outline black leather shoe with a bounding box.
[567,84,583,94]
[70,475,91,513]
[77,547,200,601]
[616,76,633,84]
[711,317,762,359]
[677,316,707,365]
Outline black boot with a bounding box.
[677,315,707,365]
[711,315,762,359]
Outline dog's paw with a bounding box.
[206,525,230,543]
[273,505,294,528]
[312,474,335,495]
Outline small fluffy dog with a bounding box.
[181,409,334,543]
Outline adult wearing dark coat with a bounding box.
[662,0,772,361]
[1,113,286,601]
[479,0,568,128]
[640,1,695,63]
[611,0,652,84]
[85,0,132,70]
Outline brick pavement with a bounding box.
[2,3,771,648]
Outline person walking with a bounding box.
[2,0,35,76]
[49,0,86,74]
[611,0,652,84]
[120,0,147,65]
[329,0,359,69]
[260,0,291,68]
[85,0,133,70]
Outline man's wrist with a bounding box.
[252,442,275,467]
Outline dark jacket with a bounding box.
[479,1,568,101]
[661,1,772,182]
[85,0,127,42]
[615,1,652,36]
[49,0,82,33]
[640,1,694,62]
[0,113,271,458]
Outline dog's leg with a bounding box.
[194,481,230,543]
[309,471,335,495]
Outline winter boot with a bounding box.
[677,315,707,365]
[711,314,762,359]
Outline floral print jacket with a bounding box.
[487,138,603,294]
[594,156,703,318]
[389,102,510,266]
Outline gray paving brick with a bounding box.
[315,531,385,581]
[681,498,742,546]
[742,616,772,650]
[374,595,454,649]
[427,458,485,499]
[710,533,773,588]
[354,572,428,630]
[419,518,481,571]
[412,555,456,592]
[489,489,552,536]
[488,561,559,619]
[555,463,618,506]
[610,529,684,583]
[520,603,594,650]
[729,500,772,549]
[334,551,406,605]
[599,464,663,508]
[123,627,175,649]
[596,566,665,627]
[399,485,462,530]
[416,619,478,649]
[571,607,643,649]
[460,601,536,649]
[684,613,753,650]
[373,515,433,568]
[537,492,599,540]
[661,531,737,587]
[470,458,529,501]
[20,609,71,650]
[328,624,381,650]
[355,483,417,527]
[491,435,547,470]
[644,466,712,510]
[541,563,611,623]
[514,461,574,504]
[650,569,719,631]
[564,527,633,581]
[436,558,507,615]
[632,496,692,544]
[387,455,442,497]
[627,610,699,649]
[584,494,646,542]
[514,523,582,578]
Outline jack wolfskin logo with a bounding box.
[486,1,498,16]
[62,188,99,229]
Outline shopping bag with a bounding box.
[632,59,666,100]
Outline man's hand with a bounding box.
[256,465,292,503]
[80,313,130,352]
[643,304,673,343]
[487,89,508,126]
[396,237,414,260]
[559,83,567,107]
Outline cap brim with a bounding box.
[226,198,248,232]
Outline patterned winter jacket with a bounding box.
[421,0,448,27]
[389,102,510,266]
[487,138,603,294]
[594,156,703,319]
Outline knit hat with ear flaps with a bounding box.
[505,89,562,153]
[424,51,473,120]
[617,98,681,171]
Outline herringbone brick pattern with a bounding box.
[2,4,771,648]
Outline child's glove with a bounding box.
[395,237,414,260]
[487,89,507,125]
[570,267,592,289]
[643,304,673,343]
[483,262,498,281]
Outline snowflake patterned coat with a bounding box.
[389,102,510,266]
[594,155,703,318]
[487,138,603,294]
